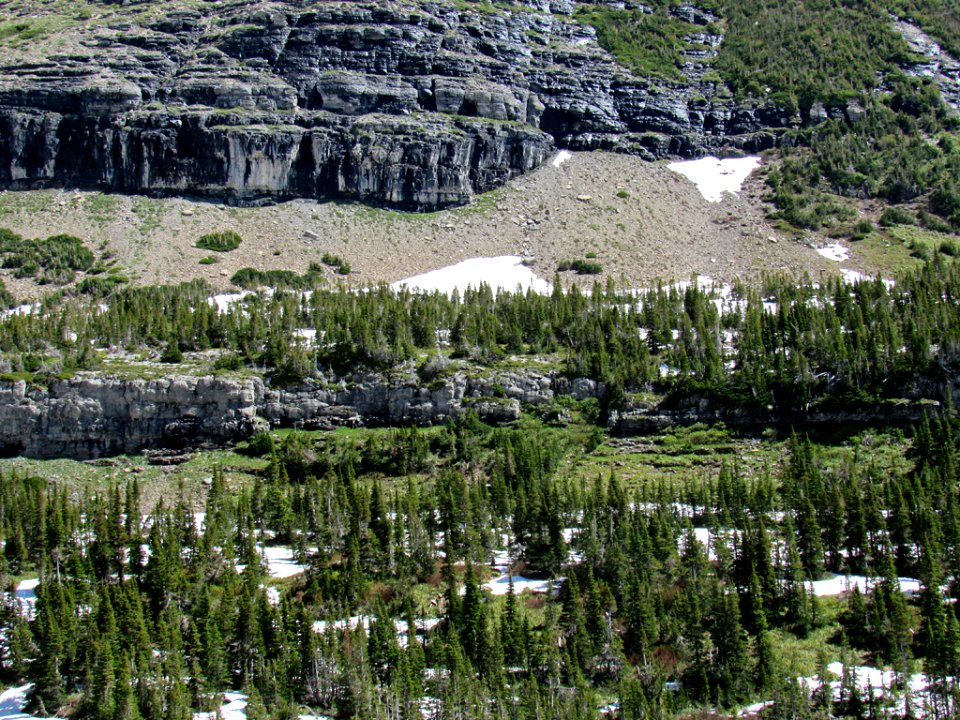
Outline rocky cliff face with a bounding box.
[0,367,600,459]
[1,361,951,459]
[0,0,788,209]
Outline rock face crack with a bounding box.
[0,0,790,209]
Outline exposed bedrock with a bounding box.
[0,367,953,459]
[0,1,797,209]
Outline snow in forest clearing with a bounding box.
[666,156,761,202]
[803,662,936,717]
[483,574,559,596]
[235,546,309,579]
[0,303,40,321]
[194,692,248,720]
[0,684,40,720]
[816,243,850,262]
[208,292,253,313]
[737,700,774,716]
[807,574,922,597]
[742,662,942,717]
[390,256,551,297]
[491,548,513,573]
[15,578,39,620]
[192,691,329,720]
[552,150,573,167]
[841,268,897,288]
[262,546,308,578]
[312,615,440,648]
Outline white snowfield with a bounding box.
[807,573,922,597]
[235,545,309,579]
[389,256,552,297]
[14,578,39,620]
[0,684,40,720]
[552,150,573,167]
[482,574,560,596]
[261,546,309,579]
[816,242,850,262]
[667,156,761,202]
[741,662,943,718]
[193,692,331,720]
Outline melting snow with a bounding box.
[390,256,551,297]
[667,156,761,202]
[552,150,573,167]
[15,578,39,620]
[0,684,40,720]
[816,243,850,262]
[208,292,253,313]
[235,546,309,579]
[482,574,559,596]
[807,574,922,597]
[0,304,40,321]
[262,546,308,579]
[194,693,248,720]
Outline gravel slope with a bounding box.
[0,151,865,299]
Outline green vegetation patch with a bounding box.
[0,228,94,284]
[196,230,242,252]
[320,252,351,275]
[573,5,704,82]
[231,263,327,290]
[557,258,602,275]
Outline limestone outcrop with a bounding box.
[0,367,569,458]
[0,0,792,209]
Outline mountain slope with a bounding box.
[0,0,798,209]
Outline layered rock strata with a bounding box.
[0,0,791,209]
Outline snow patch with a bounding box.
[807,574,922,597]
[552,150,573,167]
[194,693,248,720]
[0,304,40,321]
[667,156,761,202]
[816,243,849,262]
[208,292,253,313]
[261,546,308,579]
[482,574,559,596]
[0,684,41,720]
[15,578,39,620]
[840,269,897,289]
[390,256,551,297]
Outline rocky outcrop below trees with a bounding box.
[0,363,955,459]
[0,0,793,209]
[0,367,600,459]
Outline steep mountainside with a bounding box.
[0,0,793,209]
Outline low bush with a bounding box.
[879,206,916,227]
[196,230,242,252]
[558,259,603,275]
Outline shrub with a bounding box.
[0,230,94,284]
[232,265,327,290]
[321,253,351,275]
[199,255,219,265]
[910,241,932,261]
[940,239,960,257]
[243,431,275,457]
[160,342,183,364]
[851,219,874,241]
[558,259,603,275]
[879,207,915,227]
[196,230,242,252]
[213,353,244,371]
